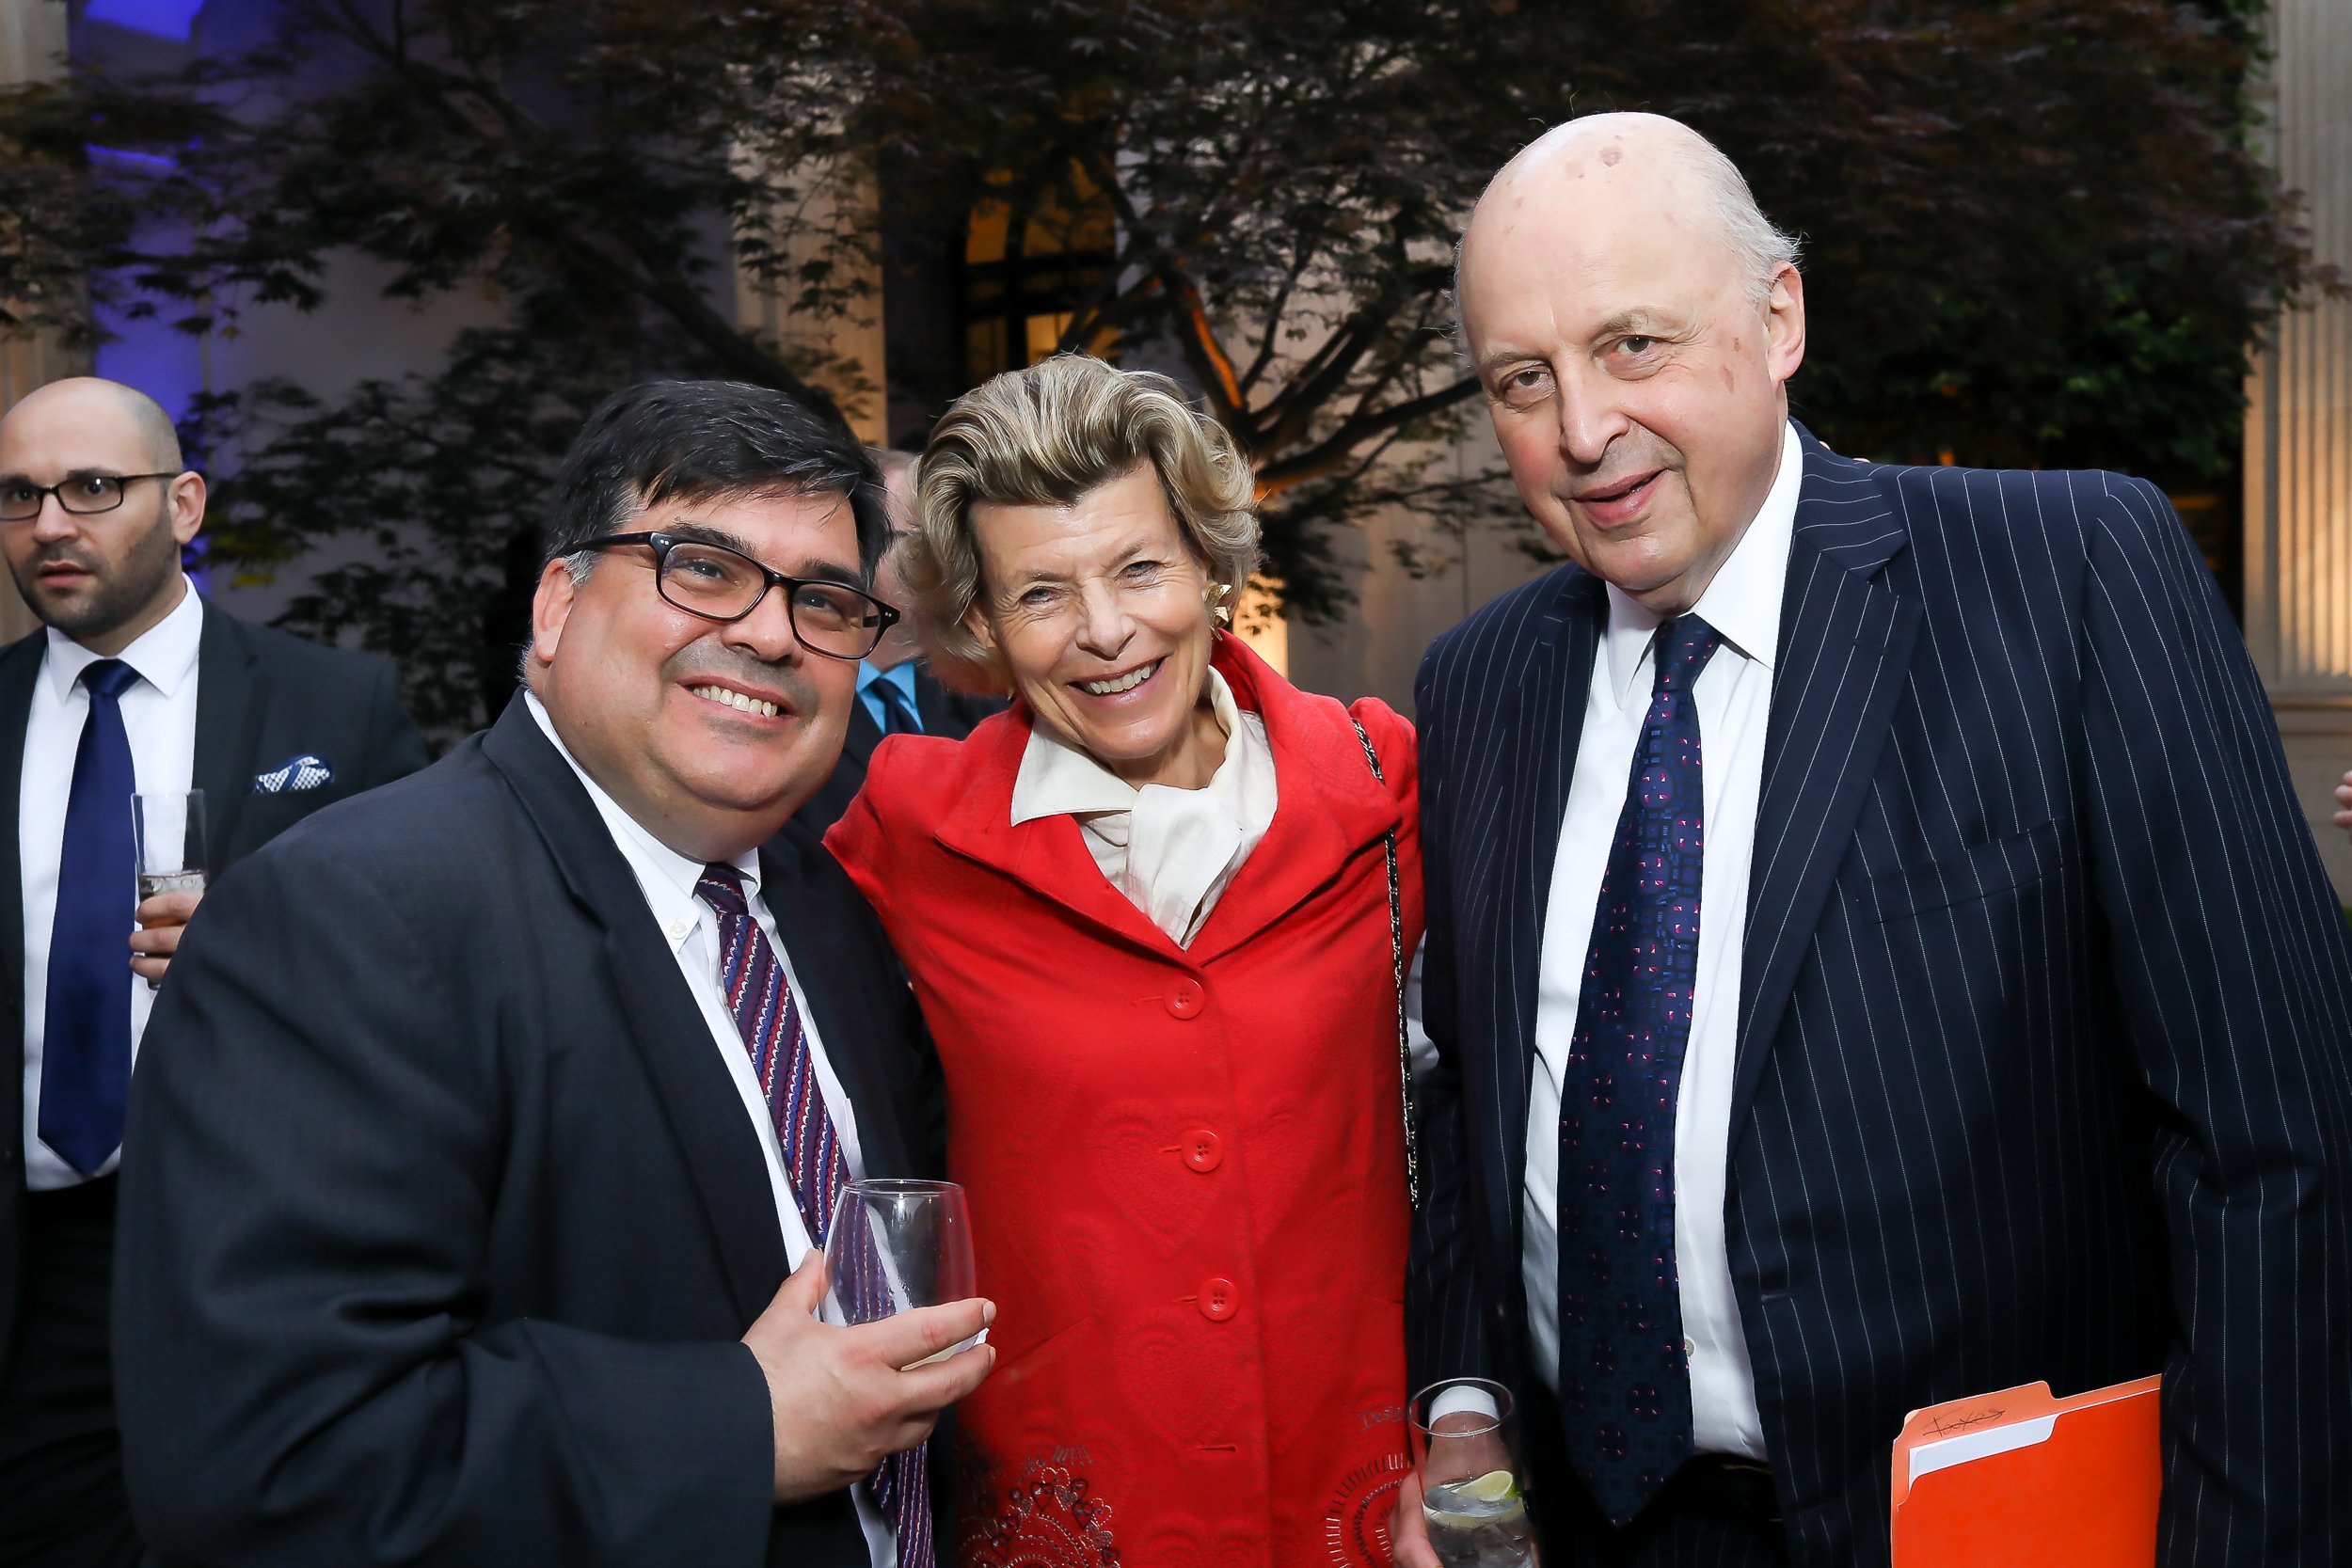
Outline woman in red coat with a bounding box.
[828,356,1423,1568]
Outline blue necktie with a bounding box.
[40,657,141,1177]
[873,676,923,736]
[1557,614,1720,1528]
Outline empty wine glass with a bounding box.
[822,1178,984,1365]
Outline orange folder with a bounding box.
[1889,1374,2161,1568]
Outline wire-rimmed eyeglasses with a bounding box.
[572,531,900,662]
[0,472,182,522]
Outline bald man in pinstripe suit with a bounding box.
[1397,114,2352,1568]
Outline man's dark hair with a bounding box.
[543,379,887,578]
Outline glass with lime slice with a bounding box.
[1412,1380,1538,1566]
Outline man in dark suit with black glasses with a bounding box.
[0,376,426,1568]
[113,379,993,1568]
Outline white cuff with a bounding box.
[1427,1385,1503,1424]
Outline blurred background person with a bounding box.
[112,380,991,1567]
[793,448,1003,834]
[829,356,1422,1567]
[0,376,424,1568]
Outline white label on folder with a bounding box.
[1907,1414,2058,1486]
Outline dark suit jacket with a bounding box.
[1407,430,2352,1567]
[793,663,1005,834]
[112,697,947,1568]
[0,599,426,1363]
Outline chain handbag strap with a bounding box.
[1348,714,1419,1210]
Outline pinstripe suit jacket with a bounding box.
[1407,427,2352,1567]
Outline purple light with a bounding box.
[83,0,207,41]
[87,145,180,174]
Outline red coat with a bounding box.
[829,634,1423,1568]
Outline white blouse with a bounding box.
[1009,667,1279,948]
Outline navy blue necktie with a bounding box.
[40,657,141,1177]
[873,676,923,736]
[1557,614,1720,1528]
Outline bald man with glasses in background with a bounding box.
[0,376,425,1565]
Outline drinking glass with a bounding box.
[132,788,208,903]
[131,790,207,990]
[822,1179,984,1365]
[1411,1377,1538,1568]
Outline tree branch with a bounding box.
[1166,270,1246,431]
[1253,375,1481,496]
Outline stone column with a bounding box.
[2243,0,2352,898]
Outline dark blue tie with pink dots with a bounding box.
[1556,613,1720,1528]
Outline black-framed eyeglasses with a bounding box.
[573,531,900,662]
[0,472,182,522]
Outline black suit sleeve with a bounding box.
[2078,478,2352,1568]
[1405,653,1496,1391]
[112,845,776,1568]
[354,655,431,787]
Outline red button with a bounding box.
[1182,1127,1223,1172]
[1198,1277,1238,1321]
[1166,980,1205,1019]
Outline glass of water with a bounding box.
[822,1179,985,1365]
[1411,1377,1538,1568]
[132,789,208,903]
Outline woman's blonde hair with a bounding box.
[909,356,1261,690]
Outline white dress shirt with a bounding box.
[1008,665,1279,947]
[524,694,896,1568]
[20,577,202,1191]
[1521,420,1804,1462]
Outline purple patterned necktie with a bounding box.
[1556,614,1721,1528]
[697,864,933,1568]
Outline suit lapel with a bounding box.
[841,688,882,771]
[1492,571,1605,1223]
[757,833,914,1181]
[1,634,41,1144]
[913,667,953,738]
[482,702,789,1323]
[1732,439,1920,1135]
[191,604,263,863]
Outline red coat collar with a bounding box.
[932,632,1402,962]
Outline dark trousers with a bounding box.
[0,1177,142,1568]
[1522,1381,1789,1568]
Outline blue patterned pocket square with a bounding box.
[252,753,334,793]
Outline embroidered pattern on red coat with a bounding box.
[1321,1448,1408,1565]
[959,1449,1120,1568]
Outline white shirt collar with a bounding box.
[1009,663,1250,827]
[523,690,759,952]
[1602,420,1803,705]
[41,574,204,703]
